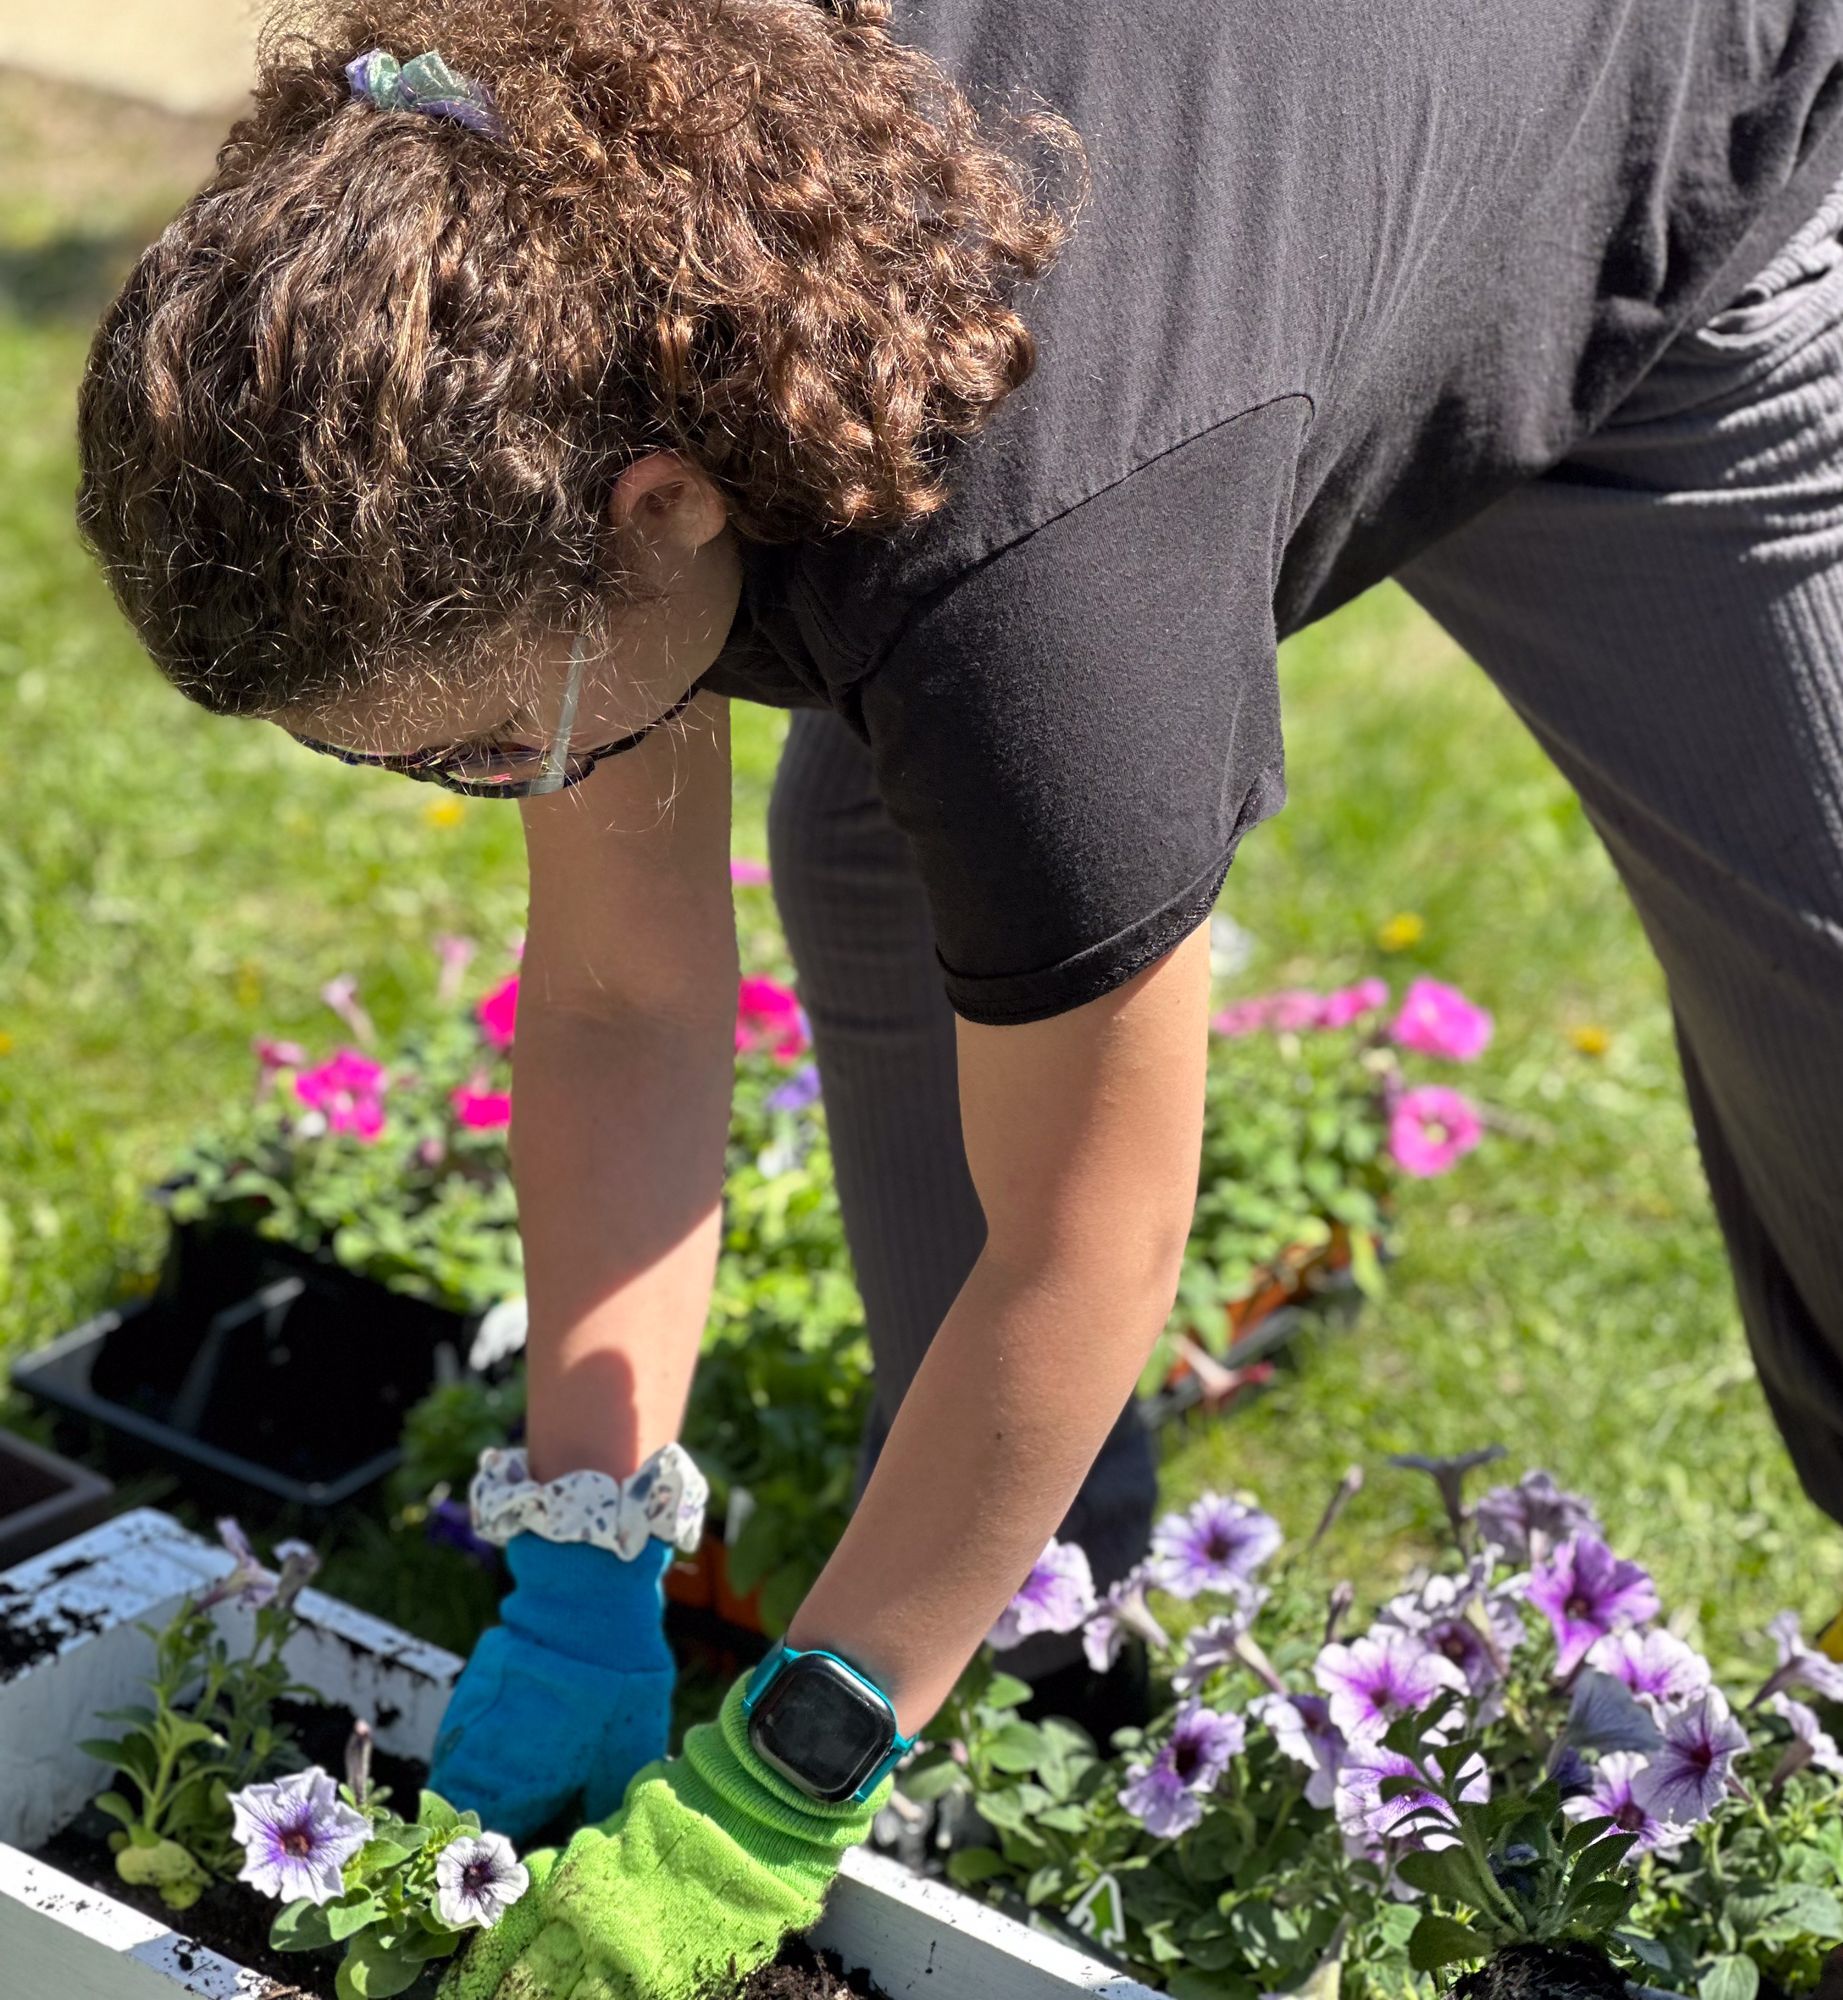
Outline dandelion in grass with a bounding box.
[293,1049,388,1142]
[1585,1628,1712,1717]
[1473,1469,1602,1564]
[1387,1084,1483,1178]
[1148,1493,1281,1599]
[1251,1691,1346,1808]
[1526,1533,1659,1678]
[229,1768,369,1906]
[1632,1690,1749,1826]
[1377,911,1425,953]
[1315,1628,1468,1741]
[1083,1566,1170,1673]
[1170,1591,1269,1696]
[988,1539,1096,1651]
[1561,1752,1686,1858]
[1120,1702,1245,1838]
[434,1831,530,1929]
[1389,977,1493,1062]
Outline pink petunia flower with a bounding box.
[1389,978,1493,1063]
[319,975,377,1048]
[434,933,477,1006]
[293,1049,388,1142]
[253,1036,308,1072]
[729,857,772,886]
[477,974,520,1050]
[1319,978,1391,1029]
[1388,1085,1484,1177]
[1210,998,1275,1038]
[735,975,809,1061]
[451,1076,513,1131]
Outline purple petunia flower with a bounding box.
[1119,1702,1246,1838]
[1082,1565,1171,1674]
[1584,1628,1713,1717]
[765,1064,823,1114]
[988,1539,1097,1651]
[427,1497,501,1570]
[1631,1690,1749,1827]
[1380,1559,1527,1711]
[1562,1752,1687,1858]
[1169,1593,1269,1696]
[1472,1471,1602,1565]
[229,1768,370,1905]
[1562,1669,1664,1758]
[1315,1628,1468,1741]
[1148,1493,1282,1600]
[1251,1691,1347,1809]
[1334,1734,1489,1866]
[1757,1611,1843,1706]
[1526,1534,1659,1678]
[1769,1692,1843,1783]
[433,1831,530,1929]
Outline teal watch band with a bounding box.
[743,1640,916,1804]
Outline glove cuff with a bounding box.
[471,1442,707,1560]
[669,1676,885,1874]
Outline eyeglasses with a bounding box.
[288,629,703,798]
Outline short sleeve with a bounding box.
[852,396,1308,1026]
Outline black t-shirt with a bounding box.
[696,0,1843,1026]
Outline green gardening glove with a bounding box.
[439,1673,885,2000]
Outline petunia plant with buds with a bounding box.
[239,1753,530,2000]
[901,1464,1843,2000]
[81,1520,323,1910]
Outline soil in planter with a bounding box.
[730,1936,891,2000]
[0,1571,110,1679]
[1450,1943,1629,2000]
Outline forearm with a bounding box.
[786,1237,1179,1735]
[510,1000,734,1483]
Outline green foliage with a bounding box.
[83,1548,316,1906]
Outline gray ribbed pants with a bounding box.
[767,172,1843,1573]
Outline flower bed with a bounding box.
[0,1512,1160,2000]
[903,1460,1843,1999]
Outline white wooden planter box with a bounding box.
[0,1511,1159,2000]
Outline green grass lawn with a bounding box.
[3,73,1837,1680]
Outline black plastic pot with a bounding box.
[0,1429,115,1571]
[11,1267,474,1511]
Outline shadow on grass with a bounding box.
[0,222,156,323]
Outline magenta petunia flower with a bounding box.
[988,1539,1097,1651]
[229,1767,370,1905]
[1315,1628,1468,1741]
[1584,1629,1713,1716]
[1083,1565,1171,1674]
[1389,978,1493,1063]
[252,1036,308,1072]
[1388,1085,1484,1178]
[1209,997,1274,1037]
[293,1049,388,1142]
[1251,1691,1347,1808]
[729,857,772,886]
[1334,1735,1488,1864]
[451,1076,513,1131]
[1120,1701,1245,1838]
[735,975,809,1061]
[1562,1752,1686,1857]
[1631,1690,1748,1827]
[1319,978,1391,1029]
[765,1063,822,1114]
[1269,989,1329,1032]
[477,973,520,1049]
[1473,1470,1602,1564]
[1148,1493,1282,1599]
[1527,1534,1659,1678]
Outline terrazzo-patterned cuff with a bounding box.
[469,1442,707,1559]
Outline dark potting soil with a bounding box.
[0,1568,108,1680]
[1451,1944,1630,2000]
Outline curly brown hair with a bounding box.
[75,0,1082,718]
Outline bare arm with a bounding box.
[512,690,737,1483]
[787,920,1212,1732]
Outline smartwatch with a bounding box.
[742,1641,915,1805]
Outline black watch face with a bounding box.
[749,1656,895,1803]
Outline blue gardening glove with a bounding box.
[429,1531,676,1845]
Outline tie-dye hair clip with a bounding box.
[343,47,504,140]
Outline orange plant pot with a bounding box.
[711,1540,768,1635]
[662,1536,716,1611]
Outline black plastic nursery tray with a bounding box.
[11,1268,468,1510]
[0,1428,115,1570]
